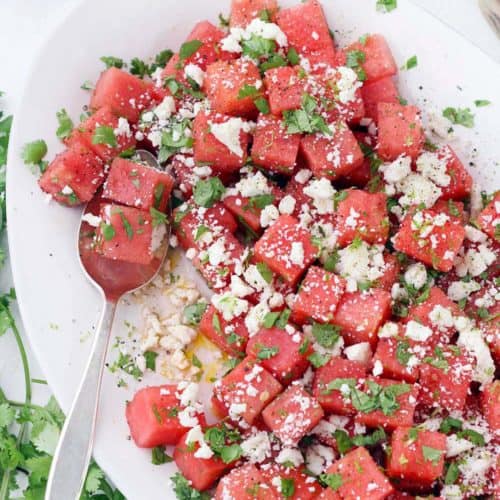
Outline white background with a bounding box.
[0,0,499,487]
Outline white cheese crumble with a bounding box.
[212,292,249,321]
[209,118,251,157]
[303,178,336,214]
[344,342,372,364]
[240,431,272,463]
[290,242,305,266]
[81,213,102,227]
[260,204,279,228]
[184,64,205,87]
[405,320,433,341]
[404,262,428,290]
[234,170,272,197]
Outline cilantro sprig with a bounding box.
[283,94,331,136]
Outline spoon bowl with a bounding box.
[45,150,170,500]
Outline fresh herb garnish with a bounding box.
[183,302,208,326]
[171,472,210,500]
[144,351,158,371]
[256,262,273,283]
[442,107,475,128]
[474,99,491,107]
[193,177,226,208]
[55,108,74,140]
[376,0,397,13]
[311,323,341,348]
[92,125,117,147]
[100,55,125,69]
[401,55,418,70]
[256,344,279,360]
[308,351,331,368]
[345,50,367,81]
[151,446,173,465]
[179,40,203,63]
[422,445,443,465]
[281,478,295,498]
[319,472,343,490]
[21,139,48,173]
[283,94,331,135]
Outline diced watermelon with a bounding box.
[300,122,364,180]
[90,68,156,123]
[38,140,105,205]
[254,214,319,286]
[96,203,158,265]
[174,430,231,491]
[312,357,367,415]
[276,0,336,73]
[67,106,136,161]
[205,59,262,117]
[354,377,419,430]
[403,286,463,348]
[394,209,466,272]
[125,385,205,447]
[323,447,394,500]
[335,189,389,246]
[264,66,308,116]
[437,146,473,201]
[387,427,446,486]
[360,76,399,123]
[259,463,323,500]
[477,192,500,242]
[315,488,341,500]
[262,383,324,445]
[291,266,346,325]
[344,34,398,82]
[212,357,282,426]
[334,289,392,347]
[251,114,301,175]
[161,21,230,84]
[230,0,278,27]
[214,464,277,500]
[199,304,249,356]
[103,157,174,211]
[375,253,401,291]
[377,103,424,161]
[246,327,311,384]
[372,337,420,383]
[481,380,500,432]
[193,111,251,172]
[418,345,474,411]
[433,199,466,221]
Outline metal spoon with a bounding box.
[45,150,170,500]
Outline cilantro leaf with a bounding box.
[422,445,443,465]
[474,99,491,107]
[256,344,279,360]
[442,107,475,128]
[193,177,225,208]
[55,109,74,140]
[319,472,343,490]
[308,351,331,368]
[152,445,173,465]
[171,472,210,499]
[183,302,208,326]
[100,56,125,69]
[22,140,48,170]
[179,40,203,63]
[144,351,159,371]
[376,0,397,13]
[92,125,117,147]
[311,323,341,348]
[0,114,13,167]
[283,94,331,135]
[0,403,15,428]
[402,55,418,70]
[281,478,295,498]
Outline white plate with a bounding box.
[7,0,500,498]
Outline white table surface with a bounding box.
[0,0,499,484]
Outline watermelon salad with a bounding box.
[31,0,500,498]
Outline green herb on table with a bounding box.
[474,99,491,107]
[100,56,125,69]
[401,55,418,70]
[21,139,48,174]
[376,0,397,13]
[442,107,474,128]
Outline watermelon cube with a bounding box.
[377,102,424,161]
[67,106,136,162]
[174,429,231,491]
[214,464,277,500]
[393,209,466,272]
[251,114,301,175]
[229,0,278,27]
[437,146,473,201]
[372,337,420,383]
[418,345,474,411]
[262,383,324,445]
[174,201,238,251]
[90,68,156,123]
[199,304,249,357]
[344,34,398,83]
[333,289,392,347]
[254,214,319,286]
[38,140,105,205]
[264,66,308,116]
[161,21,230,84]
[481,381,500,432]
[103,157,174,211]
[374,253,401,292]
[276,0,336,73]
[97,203,159,265]
[403,286,463,348]
[354,377,419,430]
[259,463,323,500]
[360,76,399,123]
[193,111,251,172]
[246,327,311,383]
[312,357,367,415]
[291,266,346,325]
[125,385,205,447]
[335,189,389,246]
[387,427,446,486]
[477,192,500,242]
[300,122,364,180]
[212,357,283,426]
[323,447,394,500]
[205,59,262,117]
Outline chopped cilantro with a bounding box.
[345,50,367,81]
[21,139,48,173]
[152,446,173,465]
[171,472,210,500]
[256,261,273,283]
[308,351,331,368]
[212,312,222,334]
[183,302,208,326]
[283,94,331,135]
[92,125,117,147]
[281,478,295,498]
[474,99,491,107]
[256,344,279,360]
[311,323,341,348]
[150,207,168,228]
[193,177,225,208]
[100,223,116,241]
[422,445,443,465]
[376,0,398,13]
[319,472,343,490]
[179,40,203,63]
[144,351,158,371]
[55,108,74,140]
[218,13,230,27]
[442,107,474,128]
[100,55,125,69]
[287,48,300,66]
[401,55,418,70]
[444,461,460,485]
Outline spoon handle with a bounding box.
[45,299,116,500]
